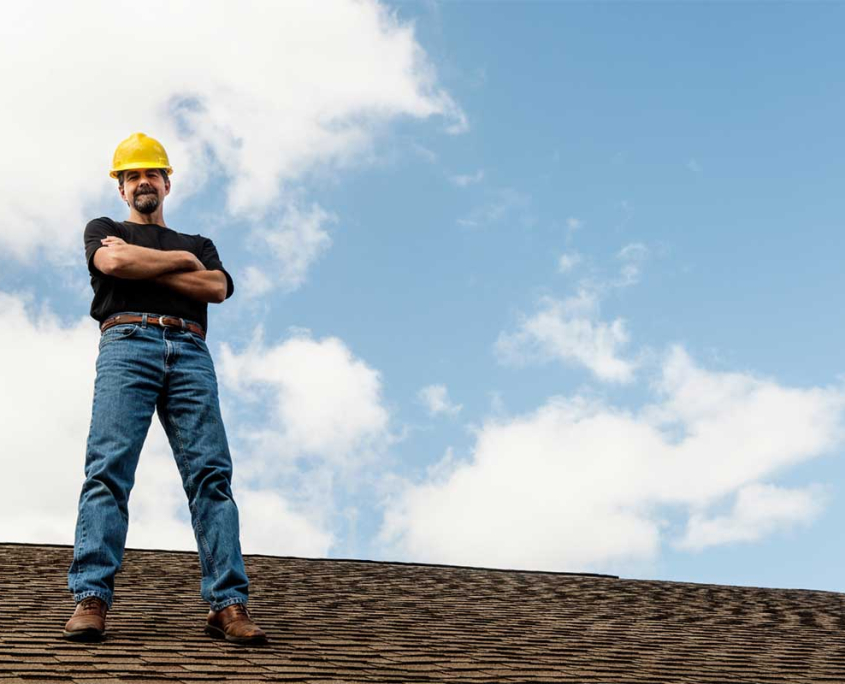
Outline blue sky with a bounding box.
[2,1,845,593]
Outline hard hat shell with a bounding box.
[110,132,174,179]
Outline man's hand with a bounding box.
[99,236,134,265]
[98,236,206,275]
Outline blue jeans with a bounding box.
[68,312,250,612]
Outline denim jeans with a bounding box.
[68,312,250,612]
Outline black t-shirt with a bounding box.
[84,217,234,333]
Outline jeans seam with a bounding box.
[166,409,221,605]
[72,386,98,595]
[213,597,247,612]
[73,590,111,609]
[70,507,86,596]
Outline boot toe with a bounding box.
[62,598,108,641]
[62,626,106,642]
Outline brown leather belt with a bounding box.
[100,314,206,339]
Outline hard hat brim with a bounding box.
[109,162,174,179]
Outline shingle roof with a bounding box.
[2,541,845,683]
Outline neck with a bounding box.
[127,208,166,226]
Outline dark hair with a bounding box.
[117,168,169,187]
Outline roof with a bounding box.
[3,541,845,683]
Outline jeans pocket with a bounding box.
[99,324,139,348]
[183,330,209,351]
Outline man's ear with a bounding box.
[118,184,128,205]
[164,178,171,196]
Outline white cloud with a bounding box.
[558,252,582,274]
[218,327,391,466]
[0,291,203,551]
[418,384,462,417]
[677,483,827,552]
[498,243,653,381]
[0,291,333,558]
[0,0,463,268]
[0,292,98,543]
[250,202,336,293]
[125,424,336,556]
[450,170,484,187]
[616,242,649,286]
[240,266,275,299]
[457,188,531,228]
[380,347,845,573]
[238,489,334,557]
[216,327,393,554]
[496,291,637,383]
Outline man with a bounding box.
[63,132,267,645]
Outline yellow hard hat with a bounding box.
[110,132,173,179]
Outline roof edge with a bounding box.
[0,541,619,580]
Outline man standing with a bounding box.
[63,132,267,645]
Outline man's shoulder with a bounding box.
[84,216,123,234]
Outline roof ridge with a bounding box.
[0,540,619,579]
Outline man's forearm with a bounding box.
[151,270,227,304]
[107,245,201,279]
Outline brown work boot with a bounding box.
[205,603,268,645]
[62,597,108,641]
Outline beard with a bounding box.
[132,188,160,214]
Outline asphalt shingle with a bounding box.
[1,542,844,682]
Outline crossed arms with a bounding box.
[93,236,227,304]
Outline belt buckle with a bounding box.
[159,316,186,330]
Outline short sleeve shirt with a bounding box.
[84,217,234,333]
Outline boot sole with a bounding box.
[62,628,105,642]
[204,623,268,645]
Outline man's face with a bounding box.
[119,168,170,214]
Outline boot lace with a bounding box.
[230,603,250,618]
[79,597,105,613]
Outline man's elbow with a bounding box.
[209,283,227,304]
[95,250,119,277]
[211,273,228,304]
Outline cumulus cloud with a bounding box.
[418,384,462,417]
[240,266,275,300]
[677,483,827,552]
[498,242,653,381]
[238,489,334,557]
[380,347,845,573]
[218,327,391,467]
[496,291,637,383]
[123,422,336,555]
[215,327,393,554]
[124,429,198,552]
[0,0,464,273]
[249,203,336,294]
[0,290,200,550]
[0,292,99,543]
[0,291,333,556]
